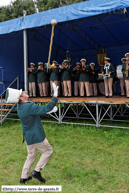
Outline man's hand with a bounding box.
[47,106,58,114]
[52,82,59,97]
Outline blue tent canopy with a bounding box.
[0,0,129,93]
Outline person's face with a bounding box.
[104,60,108,64]
[122,60,126,63]
[81,61,86,66]
[91,65,94,70]
[64,62,68,66]
[126,56,129,61]
[30,65,34,68]
[21,91,29,99]
[101,66,104,70]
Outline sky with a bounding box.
[0,0,14,6]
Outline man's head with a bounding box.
[121,58,126,63]
[38,62,43,68]
[104,57,110,64]
[90,63,95,70]
[52,60,58,66]
[125,53,129,62]
[19,91,29,103]
[30,63,35,68]
[63,59,69,67]
[80,58,86,66]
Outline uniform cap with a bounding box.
[80,58,86,62]
[90,62,95,66]
[30,62,35,66]
[104,57,110,61]
[76,62,81,65]
[63,59,69,63]
[125,53,129,57]
[38,62,43,65]
[121,58,126,62]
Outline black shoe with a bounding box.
[20,176,32,184]
[105,96,108,98]
[109,96,112,98]
[31,170,46,183]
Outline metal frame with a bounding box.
[5,99,129,129]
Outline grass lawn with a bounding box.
[0,119,129,193]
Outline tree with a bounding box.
[0,0,35,22]
[0,0,88,22]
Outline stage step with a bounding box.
[0,109,10,111]
[4,104,13,106]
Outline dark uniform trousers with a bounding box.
[46,81,49,96]
[98,82,105,95]
[74,81,80,96]
[29,82,36,97]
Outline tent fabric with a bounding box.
[0,0,129,34]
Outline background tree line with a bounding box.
[0,0,87,22]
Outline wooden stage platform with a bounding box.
[29,95,129,104]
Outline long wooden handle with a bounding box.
[47,24,55,71]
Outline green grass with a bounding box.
[0,120,129,193]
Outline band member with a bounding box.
[102,57,115,98]
[49,61,60,96]
[89,63,98,96]
[113,67,118,95]
[44,63,50,97]
[98,65,105,95]
[72,62,81,96]
[37,62,47,97]
[59,62,65,96]
[61,59,72,97]
[79,58,90,97]
[122,53,129,98]
[16,83,59,184]
[120,58,126,96]
[28,63,37,97]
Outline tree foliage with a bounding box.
[0,0,88,22]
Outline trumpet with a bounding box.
[48,63,56,69]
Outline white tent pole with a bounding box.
[23,11,28,93]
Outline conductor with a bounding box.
[6,83,59,184]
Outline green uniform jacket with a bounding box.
[49,67,60,81]
[62,65,73,81]
[37,68,48,83]
[72,69,80,81]
[103,63,115,78]
[89,68,98,83]
[17,97,58,145]
[122,62,129,80]
[28,68,37,82]
[79,65,90,82]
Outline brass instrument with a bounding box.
[38,66,43,70]
[48,63,56,69]
[126,62,129,77]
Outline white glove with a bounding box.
[47,106,58,114]
[52,82,59,97]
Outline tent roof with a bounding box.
[0,0,129,35]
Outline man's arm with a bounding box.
[30,97,58,116]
